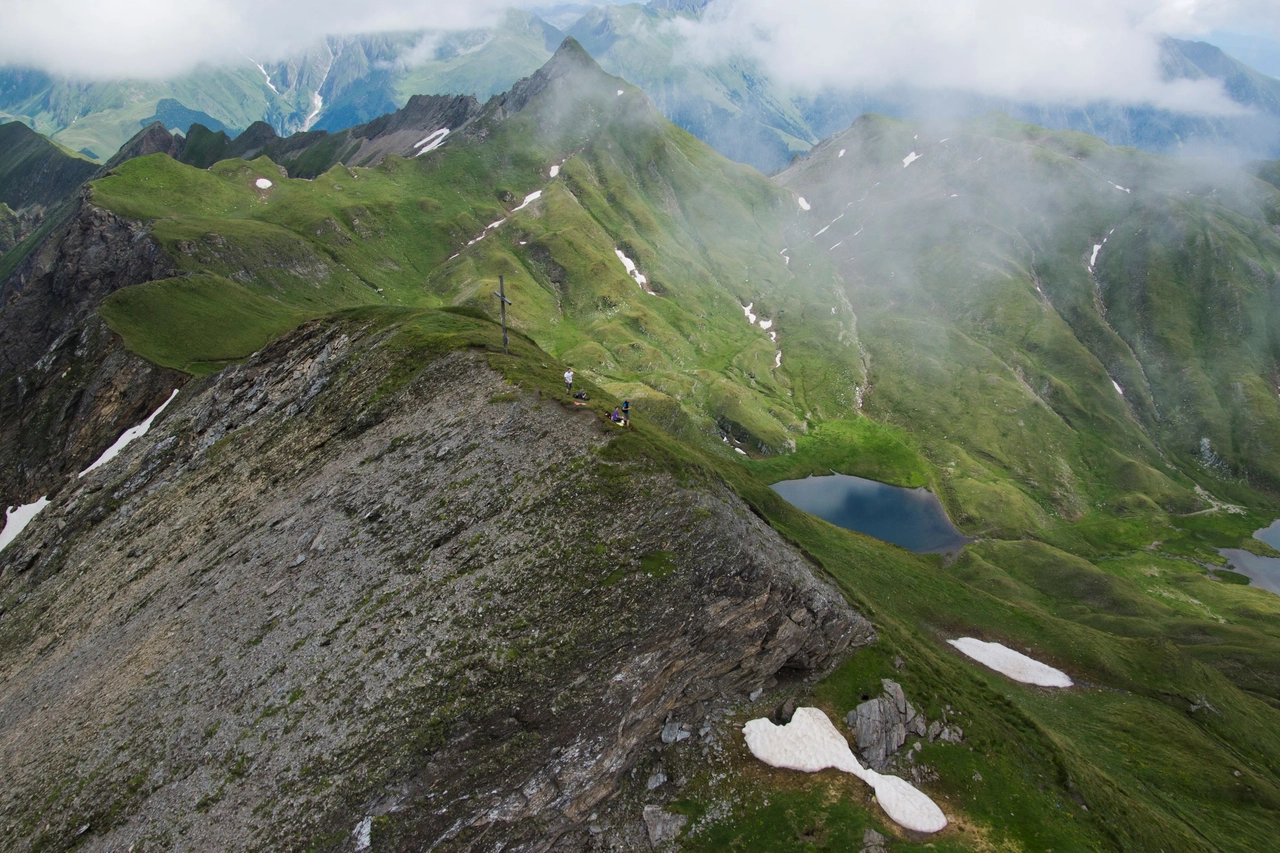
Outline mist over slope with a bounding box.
[4,34,1280,852]
[3,3,1280,176]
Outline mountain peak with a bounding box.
[103,122,184,171]
[495,36,617,116]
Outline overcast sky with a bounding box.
[2,0,1278,113]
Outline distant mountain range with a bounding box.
[3,3,1278,173]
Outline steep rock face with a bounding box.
[101,122,185,171]
[0,198,176,374]
[0,316,871,851]
[0,315,188,506]
[0,200,182,503]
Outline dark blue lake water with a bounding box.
[771,473,972,554]
[1220,519,1280,596]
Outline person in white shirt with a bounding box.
[564,368,574,393]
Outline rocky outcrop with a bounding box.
[845,679,967,771]
[847,679,927,770]
[0,197,182,504]
[0,315,188,506]
[101,121,185,171]
[0,315,872,851]
[0,198,176,374]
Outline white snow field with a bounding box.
[1112,379,1125,396]
[414,128,450,155]
[798,197,811,211]
[614,248,653,293]
[742,302,757,324]
[549,164,560,178]
[903,151,921,167]
[947,638,1073,687]
[512,190,542,212]
[839,148,846,157]
[743,708,948,833]
[0,497,50,553]
[255,178,273,189]
[79,389,179,478]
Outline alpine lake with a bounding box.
[1220,518,1280,596]
[770,472,972,555]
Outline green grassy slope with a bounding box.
[64,43,1280,848]
[0,121,97,211]
[778,114,1280,535]
[90,42,860,457]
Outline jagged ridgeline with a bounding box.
[82,39,858,456]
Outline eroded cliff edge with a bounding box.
[0,314,872,851]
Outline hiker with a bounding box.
[564,368,574,393]
[621,399,630,426]
[611,407,624,424]
[573,390,589,401]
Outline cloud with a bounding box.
[0,0,514,79]
[671,0,1280,114]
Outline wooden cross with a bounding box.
[494,274,512,355]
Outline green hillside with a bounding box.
[0,121,96,211]
[21,42,1280,850]
[91,40,857,455]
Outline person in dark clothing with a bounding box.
[621,399,630,426]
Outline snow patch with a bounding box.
[1089,243,1102,269]
[838,148,846,157]
[903,151,921,168]
[814,213,844,237]
[614,248,653,292]
[1108,182,1132,194]
[797,197,811,211]
[1112,379,1124,396]
[617,89,624,96]
[829,240,843,250]
[0,497,50,553]
[247,57,280,95]
[512,190,542,212]
[742,302,757,324]
[758,318,773,330]
[768,331,777,342]
[549,164,560,178]
[486,218,507,231]
[743,708,948,834]
[79,389,179,478]
[255,178,273,190]
[774,350,782,368]
[414,128,450,155]
[947,638,1073,687]
[734,447,747,455]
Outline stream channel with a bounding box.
[770,473,972,554]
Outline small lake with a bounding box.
[1220,519,1280,597]
[771,473,972,554]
